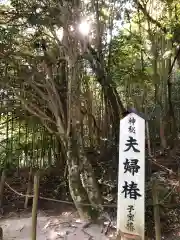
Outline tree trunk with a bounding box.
[67,61,102,219]
[166,4,177,146]
[77,131,102,211]
[84,45,126,148]
[67,135,91,220]
[159,117,167,151]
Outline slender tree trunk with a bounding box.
[159,117,167,151]
[84,83,94,148]
[167,4,177,145]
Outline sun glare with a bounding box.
[78,21,90,36]
[0,0,11,5]
[55,27,63,41]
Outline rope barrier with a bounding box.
[4,179,177,210]
[3,150,178,210]
[5,182,117,208]
[148,156,176,175]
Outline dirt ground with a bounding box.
[0,208,116,240]
[3,169,180,240]
[1,205,180,240]
[0,170,117,239]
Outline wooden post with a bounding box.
[152,180,161,240]
[24,168,33,209]
[0,170,6,208]
[0,226,3,240]
[31,172,39,240]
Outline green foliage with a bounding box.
[1,0,180,233]
[0,112,55,169]
[1,0,180,167]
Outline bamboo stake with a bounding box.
[0,226,3,240]
[0,170,6,208]
[146,121,152,156]
[152,180,161,240]
[24,167,33,209]
[31,172,40,240]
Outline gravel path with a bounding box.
[0,211,115,239]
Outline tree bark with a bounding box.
[84,45,126,147]
[67,62,102,219]
[67,134,91,220]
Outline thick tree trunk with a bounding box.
[77,130,102,211]
[67,135,91,220]
[80,161,103,213]
[67,62,102,219]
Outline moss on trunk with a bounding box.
[67,130,103,220]
[67,136,92,220]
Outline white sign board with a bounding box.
[117,112,145,239]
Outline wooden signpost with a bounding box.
[117,112,145,240]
